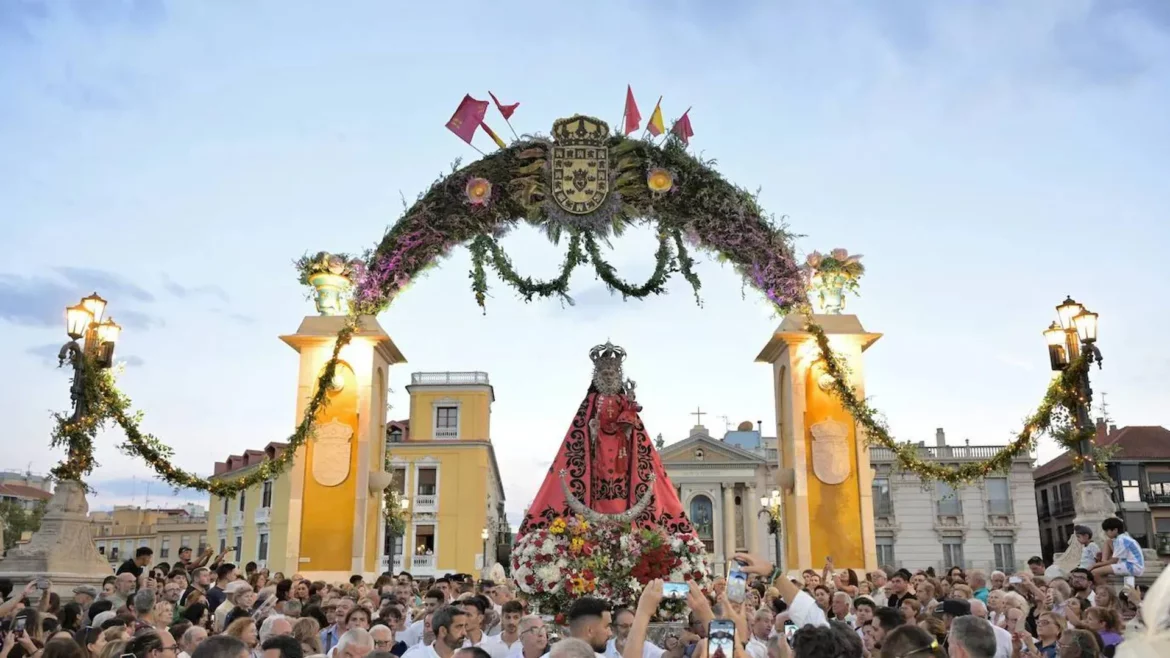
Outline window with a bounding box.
[942,539,965,570]
[987,478,1012,516]
[97,542,105,555]
[435,406,458,437]
[197,537,208,555]
[388,428,403,443]
[238,491,247,512]
[1042,528,1054,562]
[258,533,269,562]
[1156,518,1170,533]
[415,525,436,553]
[160,537,171,559]
[234,536,243,561]
[993,541,1015,571]
[1119,465,1142,503]
[181,535,191,551]
[219,538,227,554]
[110,546,119,561]
[261,481,273,509]
[1149,473,1170,500]
[417,468,437,496]
[222,497,229,515]
[1058,483,1074,513]
[873,478,893,516]
[689,495,714,554]
[936,482,962,516]
[876,539,896,568]
[1039,489,1050,517]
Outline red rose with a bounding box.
[689,544,700,554]
[525,574,535,585]
[582,569,595,580]
[555,613,566,626]
[692,570,703,580]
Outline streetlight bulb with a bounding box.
[771,489,780,499]
[1073,309,1099,344]
[760,496,769,508]
[1056,296,1083,331]
[95,318,122,345]
[399,499,409,510]
[481,528,489,540]
[81,292,107,325]
[1043,322,1065,347]
[65,303,92,340]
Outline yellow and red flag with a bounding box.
[623,85,642,135]
[672,108,694,145]
[446,95,489,144]
[480,121,508,149]
[489,92,519,120]
[646,97,665,136]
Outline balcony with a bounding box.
[232,511,244,527]
[435,427,458,439]
[412,371,490,386]
[1142,492,1170,506]
[1038,504,1051,521]
[870,445,1020,462]
[217,514,228,529]
[414,494,437,512]
[412,554,435,570]
[1054,500,1076,517]
[255,507,271,524]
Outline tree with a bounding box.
[0,499,48,552]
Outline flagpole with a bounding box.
[503,118,520,141]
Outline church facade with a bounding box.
[660,422,780,576]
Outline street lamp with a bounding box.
[481,527,491,570]
[758,489,783,572]
[59,292,122,423]
[1044,296,1104,478]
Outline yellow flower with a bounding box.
[647,168,674,193]
[465,177,492,205]
[549,518,567,535]
[570,537,585,553]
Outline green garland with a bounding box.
[469,232,585,307]
[808,319,1094,485]
[671,229,703,306]
[583,231,676,299]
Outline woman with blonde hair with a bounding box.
[1083,607,1122,654]
[998,591,1030,635]
[293,617,322,657]
[916,616,947,647]
[225,618,260,658]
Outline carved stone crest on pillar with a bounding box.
[312,418,354,487]
[810,419,851,485]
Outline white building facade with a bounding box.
[871,429,1042,573]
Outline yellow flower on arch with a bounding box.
[647,168,674,193]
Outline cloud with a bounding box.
[163,276,229,303]
[25,342,145,368]
[0,268,159,330]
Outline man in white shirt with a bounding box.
[177,626,207,658]
[603,608,664,658]
[504,616,547,658]
[744,609,772,658]
[479,601,524,658]
[458,596,490,648]
[403,606,468,658]
[565,597,614,658]
[968,600,1012,658]
[401,589,447,648]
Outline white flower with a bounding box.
[536,565,562,583]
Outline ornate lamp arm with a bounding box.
[57,340,87,423]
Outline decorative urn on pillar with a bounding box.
[802,249,864,315]
[295,251,364,316]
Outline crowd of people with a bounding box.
[0,518,1163,658]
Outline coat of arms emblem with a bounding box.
[810,419,851,485]
[311,418,353,487]
[550,115,610,215]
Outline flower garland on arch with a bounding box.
[45,117,1099,495]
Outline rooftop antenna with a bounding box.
[144,482,152,509]
[718,415,731,432]
[1097,391,1113,424]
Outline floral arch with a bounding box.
[54,114,1092,497]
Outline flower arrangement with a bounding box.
[295,251,366,287]
[801,248,864,291]
[511,515,710,621]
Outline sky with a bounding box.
[1,1,1168,523]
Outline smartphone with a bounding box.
[784,621,797,646]
[663,582,688,600]
[35,578,50,590]
[726,565,748,604]
[1008,576,1022,585]
[707,620,736,658]
[12,618,25,634]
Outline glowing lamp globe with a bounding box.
[65,303,92,340]
[1056,296,1083,331]
[95,318,122,345]
[80,292,107,325]
[1073,309,1099,344]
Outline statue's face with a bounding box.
[593,361,623,394]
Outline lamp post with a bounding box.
[481,527,491,570]
[61,292,122,424]
[1044,296,1103,478]
[758,489,783,572]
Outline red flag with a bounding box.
[672,108,694,145]
[446,95,489,144]
[623,85,642,135]
[489,92,519,120]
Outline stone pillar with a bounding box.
[745,483,760,555]
[723,484,737,560]
[756,314,881,573]
[0,481,113,595]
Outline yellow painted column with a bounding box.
[756,314,881,574]
[281,316,406,580]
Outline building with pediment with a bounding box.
[659,421,780,575]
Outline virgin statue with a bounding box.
[517,341,694,536]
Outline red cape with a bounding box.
[518,388,694,537]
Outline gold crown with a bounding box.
[589,341,626,365]
[552,115,609,144]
